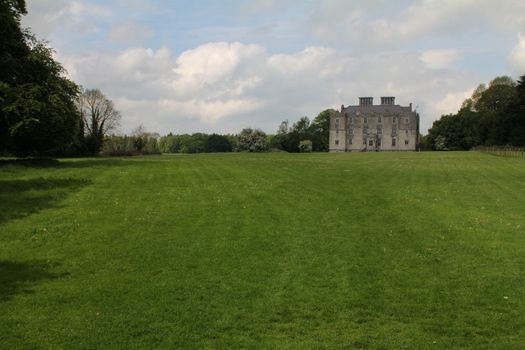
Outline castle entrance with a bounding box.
[366,138,375,151]
[365,136,381,152]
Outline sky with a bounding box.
[22,0,525,135]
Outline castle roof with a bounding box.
[342,104,413,114]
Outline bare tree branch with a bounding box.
[77,88,121,138]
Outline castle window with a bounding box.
[405,118,409,123]
[405,140,409,145]
[363,139,366,145]
[393,116,396,123]
[392,138,396,146]
[348,139,352,145]
[364,117,368,124]
[392,127,397,135]
[369,140,374,146]
[377,125,382,134]
[405,130,408,134]
[349,128,353,135]
[378,116,382,123]
[377,139,381,146]
[363,127,368,134]
[335,140,339,145]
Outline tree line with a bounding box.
[1,1,334,157]
[425,75,525,150]
[101,114,333,155]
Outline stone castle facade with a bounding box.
[329,97,420,152]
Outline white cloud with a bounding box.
[23,1,112,38]
[171,42,266,99]
[430,88,474,118]
[107,21,154,45]
[508,33,525,76]
[24,1,508,135]
[307,0,525,48]
[420,49,463,69]
[56,41,478,135]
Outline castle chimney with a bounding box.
[359,97,373,106]
[381,97,395,105]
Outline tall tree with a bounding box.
[476,76,518,145]
[427,75,523,149]
[1,0,81,156]
[207,133,232,152]
[77,88,121,154]
[0,0,28,85]
[309,109,333,152]
[507,74,525,146]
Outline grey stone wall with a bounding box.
[329,101,419,152]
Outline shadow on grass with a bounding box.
[0,260,63,302]
[0,177,90,224]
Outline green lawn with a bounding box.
[1,152,525,349]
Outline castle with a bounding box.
[329,97,420,152]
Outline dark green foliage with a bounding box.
[0,1,81,156]
[427,75,524,149]
[102,134,160,156]
[157,133,235,154]
[160,133,208,154]
[207,133,232,152]
[0,0,28,85]
[271,110,333,152]
[309,109,332,151]
[427,108,480,150]
[507,75,525,146]
[182,133,208,153]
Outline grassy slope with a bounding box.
[1,152,525,349]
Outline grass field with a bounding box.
[1,152,525,349]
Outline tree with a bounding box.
[207,133,232,152]
[434,135,447,151]
[132,125,147,152]
[238,128,268,152]
[293,116,310,138]
[176,133,208,153]
[130,124,159,154]
[158,133,175,153]
[298,140,313,152]
[507,74,525,146]
[77,88,121,154]
[0,1,28,86]
[427,108,480,150]
[427,75,523,149]
[0,1,81,156]
[476,76,518,145]
[309,109,333,152]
